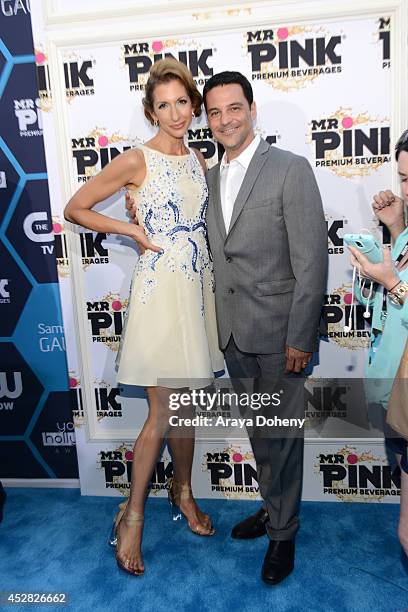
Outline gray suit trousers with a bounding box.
[224,335,304,541]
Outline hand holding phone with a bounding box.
[343,233,383,264]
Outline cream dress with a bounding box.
[116,144,224,388]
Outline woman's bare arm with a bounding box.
[64,149,161,251]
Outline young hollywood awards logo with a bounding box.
[203,446,260,499]
[326,215,348,255]
[121,38,214,91]
[315,446,400,502]
[13,98,42,138]
[69,373,84,425]
[309,108,390,178]
[98,445,172,494]
[71,130,132,183]
[321,284,371,350]
[86,293,129,351]
[42,421,76,447]
[375,17,390,69]
[245,26,342,91]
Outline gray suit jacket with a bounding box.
[206,138,328,354]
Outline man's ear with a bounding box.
[250,101,257,121]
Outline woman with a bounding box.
[348,129,408,556]
[64,58,224,576]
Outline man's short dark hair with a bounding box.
[203,71,253,111]
[395,129,408,161]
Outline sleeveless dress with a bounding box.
[116,144,224,388]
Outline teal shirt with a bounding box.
[354,228,408,407]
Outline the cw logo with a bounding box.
[0,280,10,299]
[0,372,23,399]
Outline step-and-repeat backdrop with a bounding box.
[28,1,403,502]
[0,3,78,479]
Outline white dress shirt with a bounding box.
[220,135,261,232]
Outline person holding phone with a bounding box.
[348,129,408,556]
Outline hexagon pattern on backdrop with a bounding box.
[0,14,78,479]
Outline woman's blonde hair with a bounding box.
[142,58,203,125]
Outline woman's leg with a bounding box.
[116,387,172,573]
[167,399,213,533]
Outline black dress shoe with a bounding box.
[262,540,294,585]
[231,507,268,539]
[0,482,6,523]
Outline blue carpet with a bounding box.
[0,489,407,612]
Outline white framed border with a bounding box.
[41,0,408,442]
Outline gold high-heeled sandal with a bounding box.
[112,501,144,576]
[167,478,215,536]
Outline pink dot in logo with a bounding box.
[232,453,243,462]
[342,116,353,129]
[98,135,108,147]
[277,28,289,40]
[53,222,62,234]
[347,453,358,464]
[152,41,163,53]
[112,300,122,311]
[69,377,78,388]
[344,293,353,305]
[125,450,134,461]
[36,52,46,64]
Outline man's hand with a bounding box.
[124,191,162,254]
[285,345,312,373]
[125,191,138,222]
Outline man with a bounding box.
[126,71,327,585]
[201,72,327,585]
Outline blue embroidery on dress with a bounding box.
[199,194,208,219]
[131,145,214,311]
[150,251,164,271]
[168,225,190,236]
[145,209,154,234]
[188,237,198,272]
[167,199,180,223]
[192,221,206,232]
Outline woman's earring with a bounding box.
[153,119,159,127]
[192,111,195,118]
